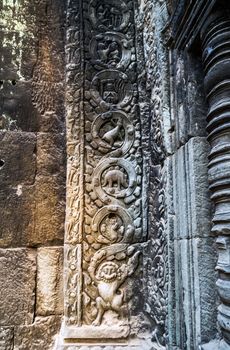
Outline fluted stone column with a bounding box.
[201,11,230,349]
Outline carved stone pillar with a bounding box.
[57,0,149,348]
[201,11,230,349]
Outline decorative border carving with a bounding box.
[63,0,145,340]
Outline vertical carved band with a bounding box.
[64,0,144,339]
[201,12,230,347]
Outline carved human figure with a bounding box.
[88,247,140,326]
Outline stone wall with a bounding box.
[141,0,218,349]
[0,0,225,349]
[0,1,66,349]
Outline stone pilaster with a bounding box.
[58,0,151,347]
[201,11,230,349]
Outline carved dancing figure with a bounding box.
[88,247,140,326]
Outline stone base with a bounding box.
[55,324,163,350]
[61,323,130,340]
[55,339,163,350]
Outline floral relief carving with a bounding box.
[64,0,145,337]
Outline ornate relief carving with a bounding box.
[88,0,131,31]
[90,70,133,108]
[91,111,135,156]
[88,245,140,326]
[91,205,135,244]
[93,159,137,201]
[64,0,145,340]
[90,33,132,70]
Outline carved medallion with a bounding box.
[91,205,135,244]
[93,159,137,202]
[91,111,134,156]
[90,70,133,108]
[64,0,144,338]
[90,32,132,70]
[88,0,131,31]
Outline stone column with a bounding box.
[201,11,230,349]
[58,0,149,348]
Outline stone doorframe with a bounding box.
[56,0,154,348]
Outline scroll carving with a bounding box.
[64,0,145,339]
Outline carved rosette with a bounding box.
[63,0,145,340]
[201,12,230,348]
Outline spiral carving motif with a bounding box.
[64,0,145,339]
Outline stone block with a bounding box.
[27,175,65,246]
[0,132,36,186]
[0,249,36,326]
[37,247,63,316]
[14,316,62,350]
[36,132,66,177]
[171,137,211,239]
[173,237,217,349]
[0,327,13,350]
[0,186,35,248]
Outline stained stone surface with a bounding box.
[14,316,62,350]
[0,0,66,348]
[32,176,65,246]
[36,133,66,177]
[0,0,227,349]
[0,327,14,350]
[0,132,36,185]
[0,249,36,326]
[166,137,217,348]
[37,247,64,316]
[0,185,35,248]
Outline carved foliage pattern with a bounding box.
[65,0,143,329]
[142,0,168,345]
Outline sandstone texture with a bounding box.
[14,316,62,350]
[36,247,63,316]
[0,0,229,349]
[0,327,14,350]
[0,249,36,326]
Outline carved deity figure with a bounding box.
[88,246,140,326]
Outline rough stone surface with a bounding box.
[0,185,35,248]
[0,327,14,350]
[14,316,62,350]
[36,133,66,177]
[0,249,36,326]
[0,132,36,186]
[37,247,63,316]
[32,176,65,246]
[0,0,227,349]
